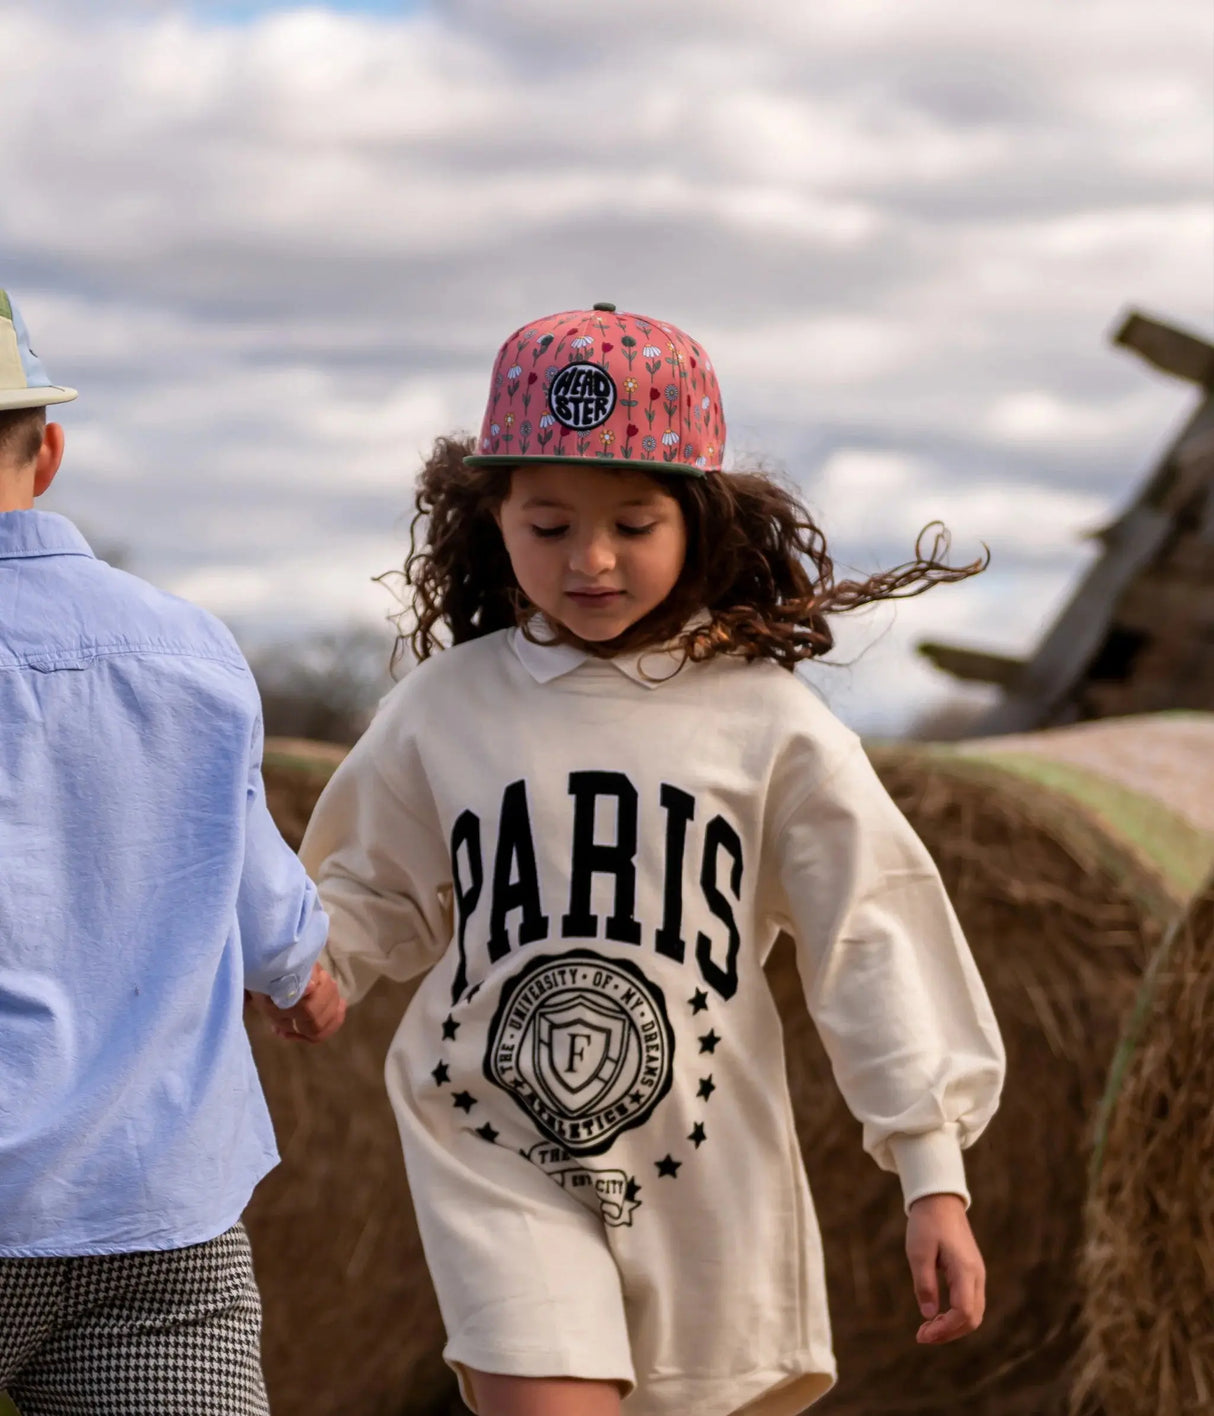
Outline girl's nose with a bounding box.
[569,530,616,576]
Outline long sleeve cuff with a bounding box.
[265,971,307,1010]
[888,1125,970,1212]
[261,905,329,1010]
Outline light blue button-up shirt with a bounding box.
[0,511,328,1256]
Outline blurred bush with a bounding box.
[248,625,396,746]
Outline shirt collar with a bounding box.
[509,617,691,690]
[0,511,95,562]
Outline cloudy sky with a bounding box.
[3,0,1211,734]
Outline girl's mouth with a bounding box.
[566,588,624,606]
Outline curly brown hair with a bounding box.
[379,434,986,671]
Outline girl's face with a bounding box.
[495,463,688,643]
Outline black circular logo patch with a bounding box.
[547,362,618,432]
[484,950,675,1157]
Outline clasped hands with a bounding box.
[247,962,346,1043]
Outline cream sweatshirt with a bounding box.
[300,626,1005,1416]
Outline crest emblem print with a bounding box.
[485,950,675,1157]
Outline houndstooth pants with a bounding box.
[0,1222,269,1416]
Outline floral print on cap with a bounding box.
[466,305,726,477]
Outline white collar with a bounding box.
[508,619,689,690]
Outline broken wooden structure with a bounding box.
[920,310,1214,733]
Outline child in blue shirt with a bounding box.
[0,290,343,1416]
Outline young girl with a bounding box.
[296,303,1006,1416]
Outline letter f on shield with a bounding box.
[533,995,629,1117]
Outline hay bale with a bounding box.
[1071,877,1214,1416]
[253,720,1214,1416]
[261,738,348,853]
[950,713,1214,835]
[773,715,1214,1416]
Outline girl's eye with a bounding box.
[530,524,568,540]
[617,522,658,537]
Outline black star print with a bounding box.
[630,1090,644,1106]
[688,1122,707,1149]
[624,1177,642,1203]
[655,1155,682,1178]
[431,1061,450,1086]
[698,1029,721,1054]
[697,1075,716,1101]
[475,1122,499,1144]
[441,1016,460,1041]
[688,989,709,1014]
[452,1091,477,1113]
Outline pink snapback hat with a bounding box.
[464,303,725,478]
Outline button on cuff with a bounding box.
[268,973,302,1010]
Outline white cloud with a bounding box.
[810,448,1111,560]
[167,534,407,624]
[981,387,1170,449]
[6,0,1212,734]
[718,315,921,390]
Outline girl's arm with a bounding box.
[770,740,1005,1206]
[298,707,452,1005]
[768,740,1005,1337]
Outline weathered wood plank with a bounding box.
[975,507,1176,732]
[916,641,1026,687]
[1115,310,1214,388]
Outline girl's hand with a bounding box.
[905,1193,986,1344]
[247,963,347,1043]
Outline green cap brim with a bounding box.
[463,453,707,478]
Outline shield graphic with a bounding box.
[532,993,631,1118]
[485,950,677,1158]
